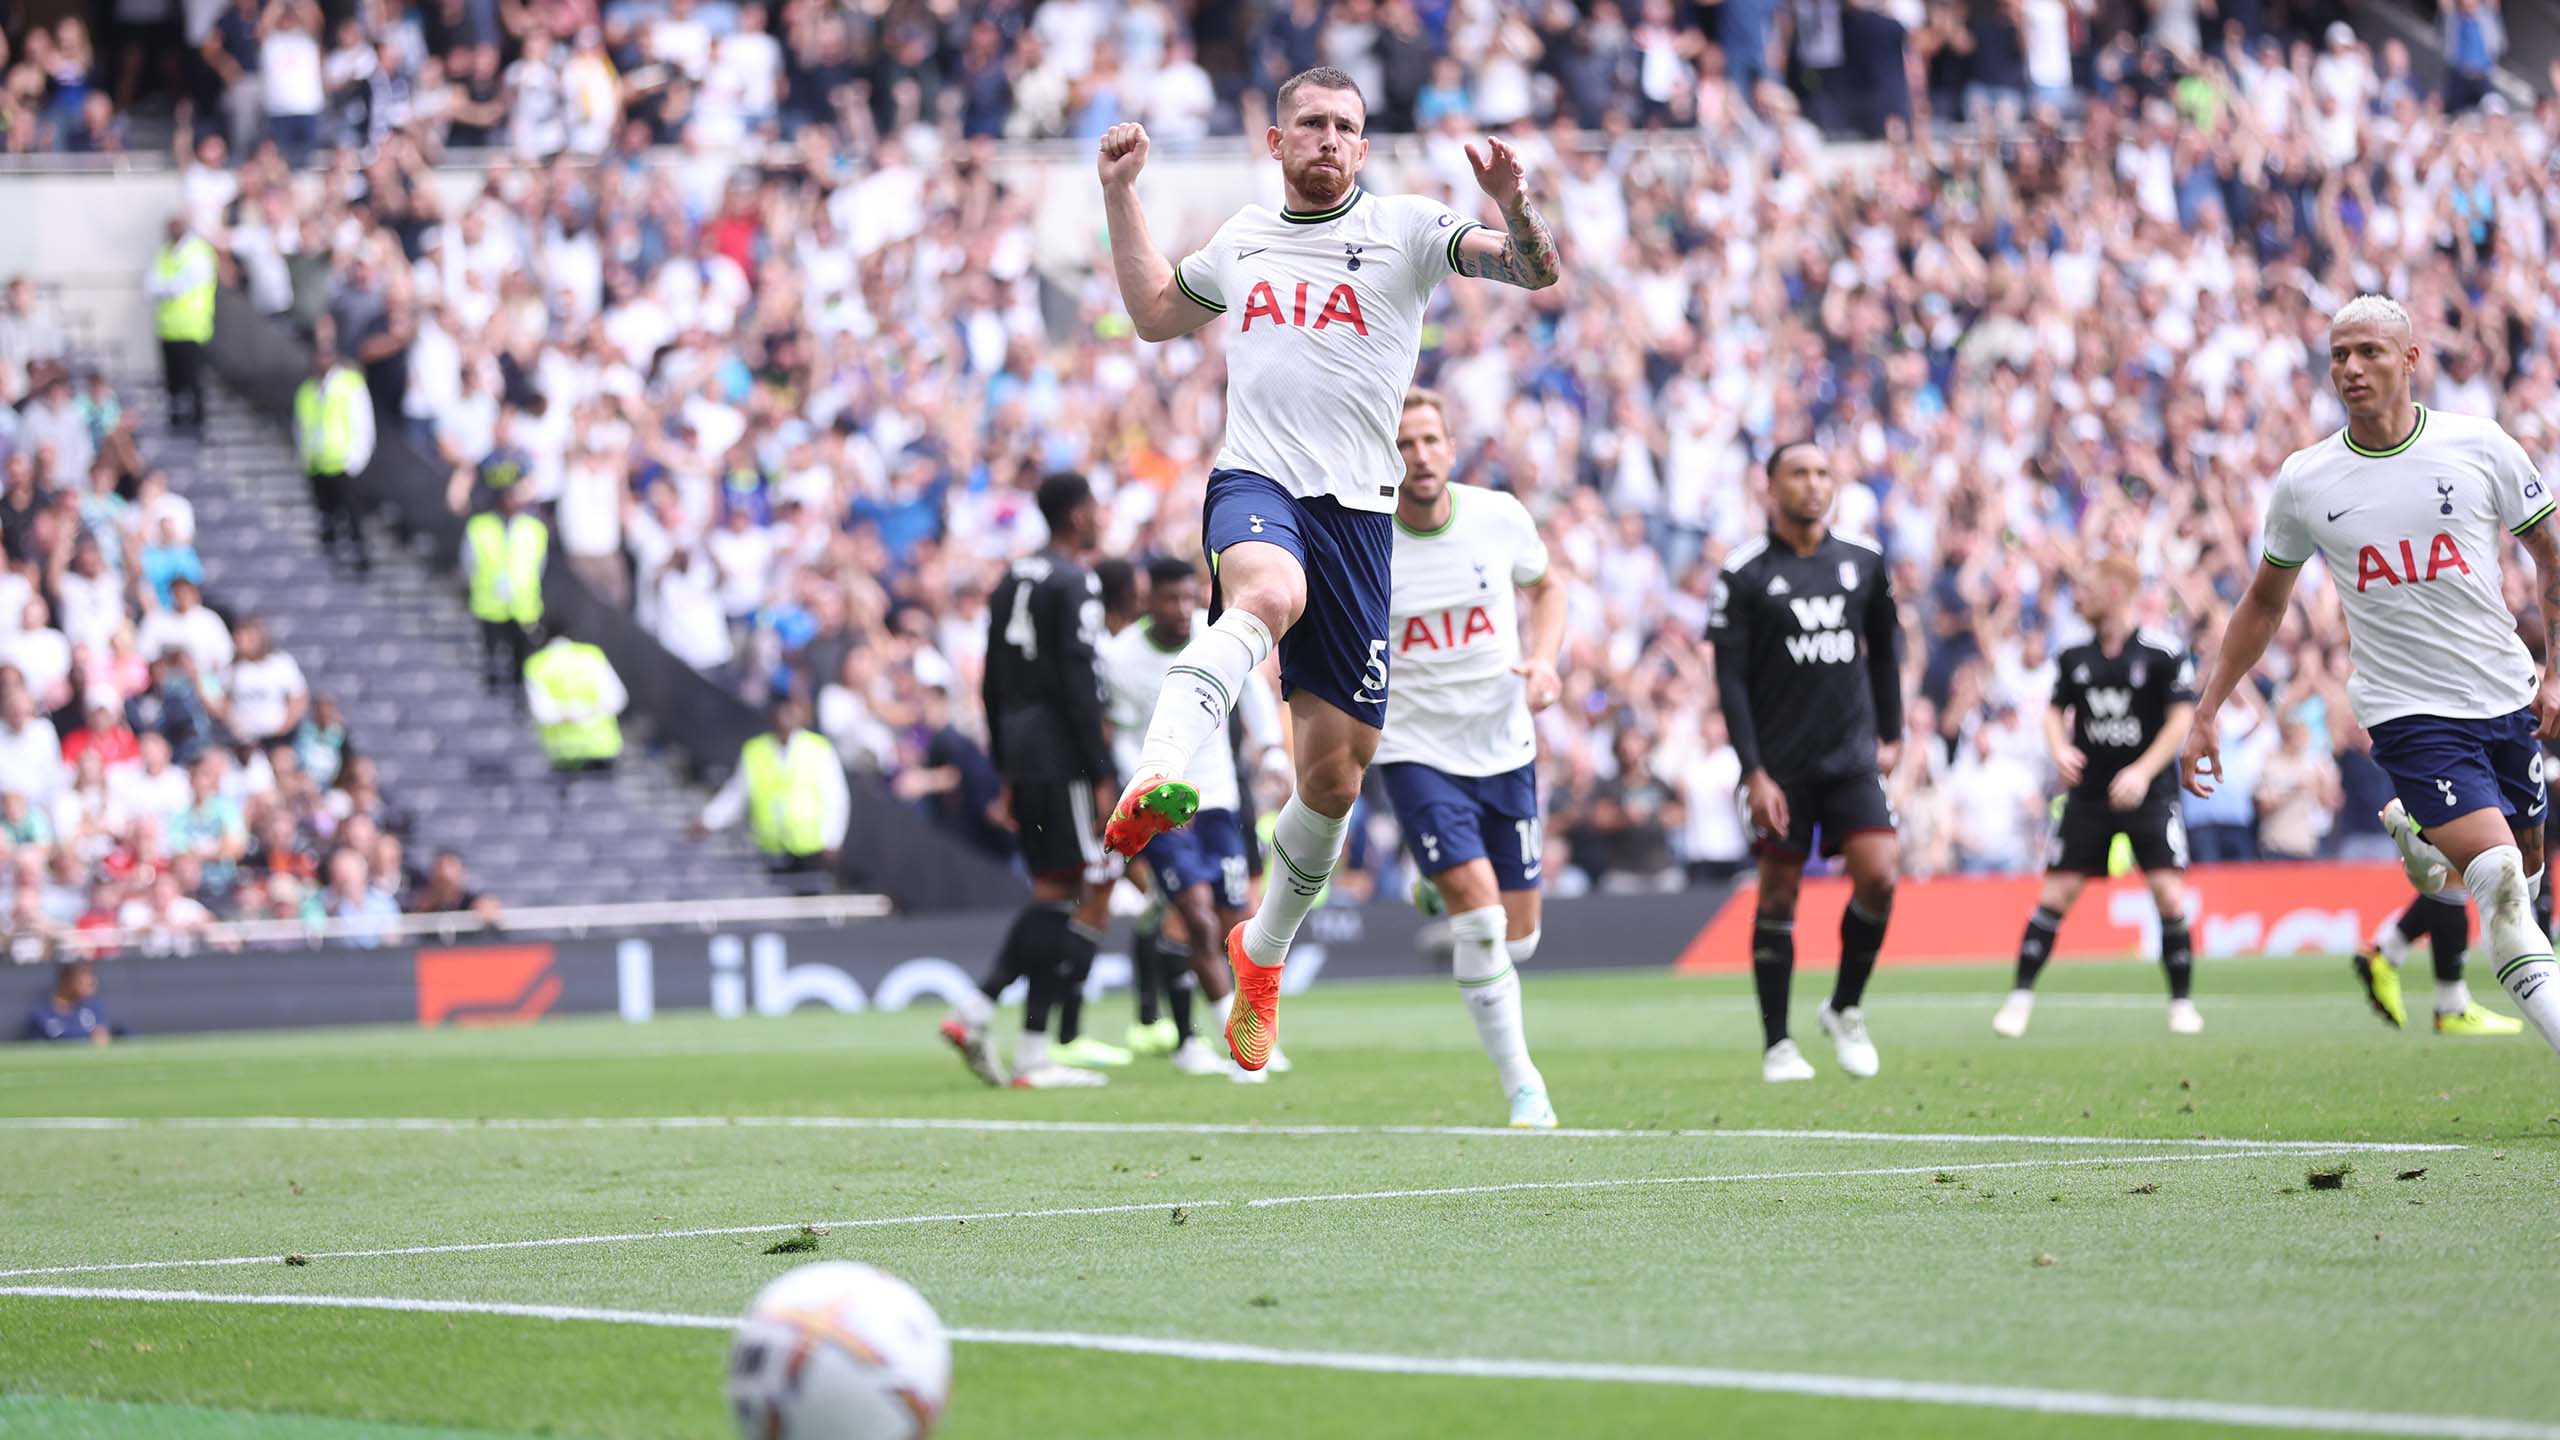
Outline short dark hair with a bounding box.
[1276,66,1365,122]
[1146,555,1198,588]
[1036,472,1093,533]
[1764,438,1822,476]
[1094,556,1138,615]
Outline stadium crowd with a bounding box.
[66,1,2560,901]
[0,309,496,953]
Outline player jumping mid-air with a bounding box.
[2182,294,2560,1059]
[1094,66,1561,1071]
[1376,388,1567,1127]
[1711,441,1905,1083]
[1995,554,2204,1038]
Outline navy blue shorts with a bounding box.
[1202,469,1393,729]
[1141,807,1251,911]
[2369,707,2549,831]
[1378,761,1543,891]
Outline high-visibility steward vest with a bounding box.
[523,641,622,764]
[154,236,216,343]
[740,730,834,858]
[295,367,367,474]
[466,511,547,626]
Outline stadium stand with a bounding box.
[7,2,2556,912]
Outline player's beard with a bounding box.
[1287,153,1353,209]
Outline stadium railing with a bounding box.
[19,892,893,960]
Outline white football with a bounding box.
[728,1261,952,1440]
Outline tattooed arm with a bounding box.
[1455,136,1561,291]
[2517,516,2560,739]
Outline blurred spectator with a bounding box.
[461,481,545,694]
[409,847,502,924]
[2256,714,2342,860]
[138,576,232,676]
[258,0,327,165]
[20,960,109,1044]
[522,626,625,779]
[145,214,216,432]
[307,846,398,945]
[218,616,307,747]
[692,695,846,880]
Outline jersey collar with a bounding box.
[1394,488,1459,539]
[1280,188,1365,225]
[2343,404,2426,459]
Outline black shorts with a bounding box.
[1013,781,1107,880]
[1751,770,1897,860]
[2046,790,2187,875]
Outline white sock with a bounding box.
[1507,928,1541,968]
[2461,846,2560,1056]
[950,987,993,1028]
[2531,868,2546,901]
[1134,610,1272,783]
[1016,1030,1050,1072]
[1452,905,1539,1095]
[1212,990,1234,1030]
[2371,911,2411,964]
[1242,794,1349,968]
[2436,979,2472,1016]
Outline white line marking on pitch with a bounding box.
[0,1149,2344,1281]
[1,1286,2551,1440]
[1242,1150,2315,1209]
[0,1114,2464,1153]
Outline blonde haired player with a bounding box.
[1093,66,1563,1072]
[1376,389,1566,1127]
[2182,294,2560,1057]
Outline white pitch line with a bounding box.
[0,1114,2465,1153]
[0,1149,2316,1281]
[1242,1150,2320,1209]
[0,1198,1234,1280]
[2,1286,2552,1440]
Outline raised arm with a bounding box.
[1096,123,1219,343]
[2180,560,2300,796]
[1453,138,1560,291]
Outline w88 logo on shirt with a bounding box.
[1783,595,1856,664]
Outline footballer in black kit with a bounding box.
[1995,555,2201,1038]
[940,473,1125,1089]
[1709,441,1904,1083]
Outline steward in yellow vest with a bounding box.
[147,214,217,431]
[522,627,626,775]
[463,484,546,693]
[692,696,849,877]
[294,330,375,573]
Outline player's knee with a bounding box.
[1851,876,1896,916]
[1755,885,1797,922]
[1295,756,1364,816]
[1221,577,1303,635]
[2037,874,2083,913]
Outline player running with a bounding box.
[2182,294,2560,1058]
[1375,389,1566,1128]
[942,474,1120,1090]
[1710,441,1904,1083]
[1099,556,1285,1079]
[1994,555,2204,1038]
[1094,65,1562,1072]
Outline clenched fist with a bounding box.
[1097,123,1150,187]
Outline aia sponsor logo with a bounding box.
[1400,605,1494,652]
[1239,280,1368,335]
[2355,534,2471,591]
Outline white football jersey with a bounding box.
[1374,486,1551,775]
[2261,406,2554,728]
[1100,613,1243,812]
[1177,189,1479,514]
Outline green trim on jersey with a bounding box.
[1142,617,1188,654]
[2343,404,2428,459]
[2513,500,2557,536]
[1394,489,1460,539]
[2262,550,2308,569]
[1444,220,1485,273]
[1173,265,1226,313]
[1280,189,1364,224]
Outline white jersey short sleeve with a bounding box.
[1376,486,1548,775]
[2261,407,2545,728]
[1099,615,1242,812]
[1179,189,1473,515]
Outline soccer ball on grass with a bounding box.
[728,1261,952,1440]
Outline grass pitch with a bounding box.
[3,955,2556,1439]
